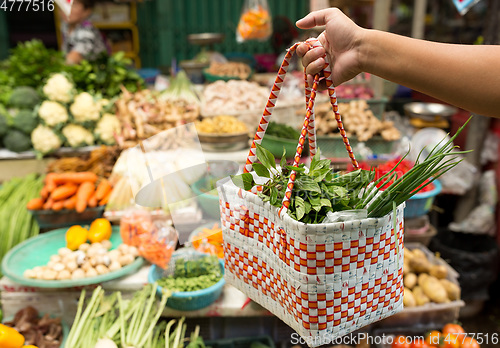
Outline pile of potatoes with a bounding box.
[403,247,461,308]
[23,242,139,281]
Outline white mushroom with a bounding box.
[101,240,112,250]
[118,254,135,267]
[42,269,57,280]
[78,243,90,252]
[63,253,77,264]
[66,261,78,272]
[50,255,62,263]
[75,251,86,266]
[71,269,85,279]
[96,265,109,275]
[86,248,99,258]
[91,242,103,250]
[107,250,120,261]
[51,262,66,272]
[23,269,36,278]
[108,260,121,272]
[101,255,111,267]
[118,244,130,255]
[57,269,71,280]
[86,268,98,277]
[58,247,72,256]
[47,260,57,269]
[128,246,139,258]
[81,261,93,272]
[96,248,107,256]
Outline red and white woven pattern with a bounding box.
[218,182,404,345]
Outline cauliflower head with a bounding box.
[31,125,62,154]
[70,92,100,122]
[38,100,69,126]
[95,113,121,144]
[62,124,94,148]
[43,74,74,103]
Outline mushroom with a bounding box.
[58,247,72,257]
[51,262,66,272]
[50,255,62,263]
[107,250,120,261]
[71,269,85,279]
[75,251,86,266]
[101,255,111,267]
[101,240,112,250]
[42,269,57,280]
[66,261,78,272]
[96,265,109,275]
[118,254,134,267]
[81,261,93,272]
[78,243,90,252]
[23,269,36,278]
[86,268,98,277]
[118,244,129,255]
[108,260,121,272]
[57,269,71,280]
[128,246,139,258]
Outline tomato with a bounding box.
[441,334,461,348]
[411,338,430,348]
[392,335,411,348]
[442,323,465,336]
[425,330,442,347]
[462,337,480,348]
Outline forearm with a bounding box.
[359,29,500,118]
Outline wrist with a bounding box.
[356,28,372,73]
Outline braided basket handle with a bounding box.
[243,39,359,216]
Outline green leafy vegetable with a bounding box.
[264,121,300,140]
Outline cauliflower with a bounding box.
[95,113,120,144]
[62,124,94,148]
[70,92,100,122]
[96,98,110,112]
[38,100,69,126]
[31,125,62,154]
[43,73,74,103]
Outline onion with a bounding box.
[94,338,118,348]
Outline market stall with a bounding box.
[0,0,499,348]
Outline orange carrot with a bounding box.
[88,193,98,208]
[50,183,78,201]
[26,198,44,210]
[52,201,64,211]
[43,198,54,210]
[75,181,95,213]
[64,196,77,210]
[52,172,98,185]
[45,173,57,192]
[98,189,112,206]
[40,186,49,200]
[95,179,112,201]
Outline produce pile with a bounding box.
[354,158,435,193]
[157,254,222,292]
[403,247,461,307]
[0,174,43,275]
[335,84,374,99]
[191,224,224,259]
[264,121,300,140]
[201,80,268,116]
[391,323,480,348]
[306,100,400,141]
[205,61,252,80]
[2,306,63,348]
[26,172,113,212]
[195,115,248,135]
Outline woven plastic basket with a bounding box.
[148,249,225,311]
[217,39,404,347]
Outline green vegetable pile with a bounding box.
[158,255,222,292]
[265,121,300,140]
[0,173,43,275]
[232,120,470,223]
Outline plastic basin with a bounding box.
[405,180,442,218]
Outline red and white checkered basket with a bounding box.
[217,39,404,347]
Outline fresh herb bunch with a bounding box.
[231,145,374,224]
[265,122,301,140]
[231,118,470,222]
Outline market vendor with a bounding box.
[296,8,500,118]
[59,0,108,65]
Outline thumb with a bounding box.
[296,8,335,29]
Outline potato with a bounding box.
[410,256,431,273]
[440,279,461,301]
[403,258,411,275]
[418,273,429,287]
[430,264,448,279]
[413,286,430,306]
[403,287,417,307]
[412,248,428,260]
[404,247,414,262]
[404,273,417,289]
[422,275,448,303]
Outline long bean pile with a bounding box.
[0,173,44,273]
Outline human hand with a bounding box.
[296,8,365,86]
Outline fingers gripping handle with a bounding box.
[243,39,359,217]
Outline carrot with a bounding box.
[52,201,64,211]
[26,198,44,210]
[53,172,98,185]
[50,183,78,201]
[95,179,112,201]
[45,173,57,192]
[75,181,95,213]
[43,198,54,210]
[98,189,112,206]
[64,196,77,210]
[88,193,98,208]
[40,186,49,200]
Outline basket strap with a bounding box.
[304,69,317,157]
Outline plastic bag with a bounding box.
[451,0,481,15]
[120,208,178,268]
[237,0,272,43]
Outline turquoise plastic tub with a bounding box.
[148,250,225,311]
[405,180,442,218]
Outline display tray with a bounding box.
[1,226,145,288]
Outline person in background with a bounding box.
[295,8,500,118]
[60,0,108,65]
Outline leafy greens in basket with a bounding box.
[231,119,470,222]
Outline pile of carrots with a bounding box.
[191,223,224,259]
[26,172,113,213]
